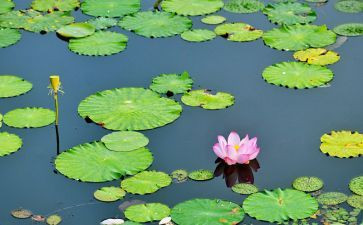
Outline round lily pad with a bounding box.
[4,107,55,128]
[349,176,363,196]
[86,17,117,30]
[0,132,22,157]
[333,23,363,36]
[188,169,214,181]
[201,15,226,25]
[78,88,182,131]
[215,23,263,42]
[31,0,80,12]
[11,209,32,219]
[263,24,336,51]
[243,188,319,223]
[94,186,126,202]
[57,23,95,38]
[171,198,244,225]
[293,48,340,65]
[224,0,265,13]
[335,0,363,13]
[81,0,140,17]
[181,29,216,42]
[347,195,363,209]
[262,62,334,89]
[0,0,14,14]
[119,11,192,38]
[182,89,235,110]
[0,10,29,29]
[23,10,74,33]
[121,171,172,195]
[161,0,224,16]
[0,75,32,98]
[320,130,363,158]
[101,131,149,152]
[232,183,259,195]
[317,192,348,205]
[46,214,62,225]
[292,176,324,192]
[150,71,193,95]
[171,169,188,182]
[125,203,171,223]
[55,142,153,182]
[0,28,20,48]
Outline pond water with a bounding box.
[0,0,362,224]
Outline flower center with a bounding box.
[234,145,239,151]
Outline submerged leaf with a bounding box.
[181,29,216,42]
[31,0,79,12]
[0,75,32,98]
[317,192,348,205]
[121,171,172,194]
[101,131,149,152]
[224,0,265,13]
[181,90,235,110]
[335,0,363,13]
[347,195,363,209]
[171,169,188,183]
[57,23,95,38]
[81,0,140,17]
[150,72,193,95]
[349,176,363,196]
[161,0,224,16]
[125,203,171,223]
[215,23,263,42]
[86,17,117,30]
[0,28,19,48]
[4,107,55,128]
[292,176,324,192]
[0,0,14,14]
[320,130,363,158]
[232,183,259,195]
[333,23,363,36]
[293,48,340,65]
[0,132,22,157]
[188,169,214,181]
[201,15,226,25]
[94,186,126,202]
[11,208,32,219]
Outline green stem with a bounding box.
[54,93,59,125]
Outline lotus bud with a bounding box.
[50,75,60,94]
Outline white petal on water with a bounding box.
[100,218,124,225]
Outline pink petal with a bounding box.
[248,148,260,160]
[228,131,241,146]
[239,134,250,146]
[217,135,227,146]
[237,154,250,164]
[213,143,227,159]
[224,157,237,165]
[226,145,239,161]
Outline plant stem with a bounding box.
[153,0,163,10]
[54,93,60,155]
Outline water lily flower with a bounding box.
[213,131,260,165]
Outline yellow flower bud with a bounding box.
[50,75,60,93]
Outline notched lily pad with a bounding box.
[349,176,363,196]
[0,28,20,48]
[81,0,140,17]
[201,15,226,25]
[292,176,324,192]
[232,183,259,195]
[181,29,216,42]
[335,0,363,13]
[333,23,363,36]
[181,89,235,110]
[188,169,214,181]
[224,0,265,13]
[0,75,32,98]
[150,71,193,95]
[293,48,340,65]
[125,203,171,223]
[31,0,80,12]
[46,214,62,225]
[4,107,55,128]
[11,208,32,219]
[215,22,263,42]
[320,130,363,158]
[101,131,149,152]
[57,22,95,38]
[317,192,348,205]
[347,195,363,209]
[94,186,126,202]
[0,132,22,157]
[161,0,224,16]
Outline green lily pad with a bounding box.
[243,188,319,223]
[224,0,265,13]
[46,214,62,225]
[171,169,188,182]
[0,132,22,157]
[214,23,263,42]
[101,131,149,152]
[119,11,192,38]
[181,29,216,42]
[86,17,117,30]
[4,107,55,128]
[0,28,20,48]
[262,2,316,25]
[335,0,363,13]
[55,142,153,182]
[121,171,172,195]
[125,203,171,223]
[317,192,348,205]
[0,113,2,128]
[150,71,193,95]
[320,130,363,158]
[69,31,128,56]
[78,88,182,131]
[94,186,126,202]
[181,89,235,110]
[333,23,363,36]
[171,198,244,225]
[81,0,140,17]
[31,0,80,12]
[188,169,214,181]
[349,176,363,196]
[57,23,95,38]
[263,24,336,51]
[0,0,14,14]
[11,208,32,219]
[232,183,259,195]
[161,0,224,16]
[292,176,324,192]
[201,15,226,25]
[347,195,363,209]
[306,0,328,2]
[293,48,340,65]
[23,10,74,33]
[0,75,32,98]
[262,62,334,89]
[0,10,28,28]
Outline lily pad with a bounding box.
[182,89,235,110]
[333,23,363,36]
[0,132,22,157]
[171,198,244,225]
[0,75,32,98]
[11,209,32,219]
[121,171,172,195]
[181,29,216,42]
[46,214,62,225]
[0,28,20,48]
[317,192,348,205]
[0,113,2,128]
[57,23,95,38]
[150,72,193,95]
[78,88,182,131]
[262,62,334,89]
[0,0,14,14]
[81,0,140,17]
[161,0,224,16]
[55,142,153,182]
[171,169,188,182]
[31,0,80,12]
[292,176,324,192]
[335,0,363,13]
[188,169,214,181]
[232,183,259,195]
[347,195,363,209]
[293,48,340,65]
[215,23,263,42]
[94,186,126,202]
[243,188,319,223]
[263,24,336,51]
[0,10,29,28]
[125,203,171,223]
[119,11,192,38]
[86,17,117,30]
[101,131,149,152]
[320,130,363,158]
[4,107,55,128]
[69,31,128,56]
[224,0,265,13]
[23,10,74,33]
[349,176,363,196]
[201,15,226,25]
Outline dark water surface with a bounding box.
[0,0,362,224]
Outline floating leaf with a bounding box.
[46,214,62,225]
[101,131,149,152]
[224,0,264,13]
[201,15,226,25]
[171,198,244,225]
[188,169,214,181]
[349,176,363,196]
[121,171,172,195]
[181,29,216,42]
[4,107,55,128]
[0,132,22,157]
[243,188,319,223]
[81,0,140,17]
[335,0,363,13]
[0,10,29,28]
[94,186,126,202]
[214,23,263,42]
[11,209,32,219]
[262,62,334,89]
[263,24,336,51]
[171,169,188,182]
[119,11,192,38]
[232,183,259,195]
[150,72,193,95]
[0,0,14,14]
[31,0,79,12]
[347,195,363,209]
[86,17,117,30]
[57,23,95,38]
[333,23,363,36]
[0,28,20,48]
[55,142,153,182]
[23,10,74,33]
[320,130,363,158]
[69,31,128,56]
[182,89,235,110]
[0,75,32,98]
[293,48,340,65]
[292,176,324,192]
[125,203,171,223]
[306,0,328,2]
[161,0,224,16]
[78,88,182,131]
[317,192,348,205]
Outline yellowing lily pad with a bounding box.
[46,214,62,225]
[0,75,32,98]
[347,195,363,209]
[11,208,32,219]
[293,48,340,65]
[0,28,20,48]
[4,107,55,128]
[94,186,126,202]
[181,89,235,110]
[201,15,226,25]
[0,132,22,157]
[31,0,80,12]
[215,23,263,42]
[125,203,171,223]
[57,23,95,38]
[181,29,216,42]
[101,131,149,152]
[320,130,363,158]
[81,0,140,17]
[161,0,224,16]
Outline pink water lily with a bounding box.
[213,131,260,165]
